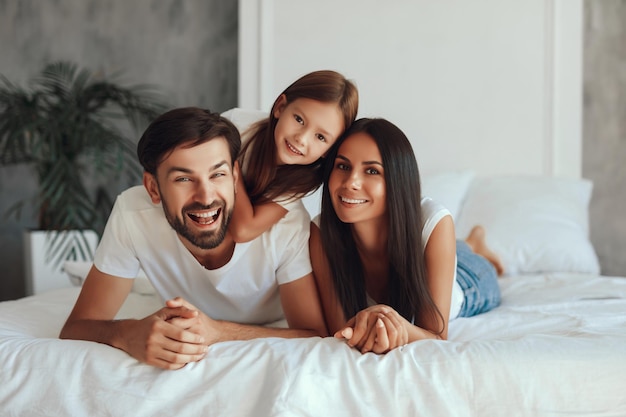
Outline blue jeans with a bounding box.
[456,240,501,317]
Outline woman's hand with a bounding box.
[335,305,410,354]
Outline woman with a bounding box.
[310,118,502,354]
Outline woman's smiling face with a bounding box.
[328,132,387,225]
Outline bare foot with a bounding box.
[465,226,504,276]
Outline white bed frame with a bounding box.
[238,0,582,178]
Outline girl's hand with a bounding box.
[334,305,410,354]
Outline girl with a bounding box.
[230,70,359,242]
[310,118,502,354]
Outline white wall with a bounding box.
[239,0,582,178]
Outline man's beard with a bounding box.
[162,199,233,250]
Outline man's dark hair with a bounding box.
[137,107,241,175]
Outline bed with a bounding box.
[4,2,625,414]
[1,172,625,416]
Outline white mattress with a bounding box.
[1,273,625,416]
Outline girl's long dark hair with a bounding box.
[239,70,358,204]
[319,118,444,335]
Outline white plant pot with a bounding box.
[23,230,99,295]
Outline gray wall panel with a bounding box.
[583,0,626,276]
[0,0,237,300]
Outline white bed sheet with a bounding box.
[1,273,625,417]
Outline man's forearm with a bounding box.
[165,297,327,344]
[214,320,323,342]
[59,318,134,352]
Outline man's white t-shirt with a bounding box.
[94,186,312,325]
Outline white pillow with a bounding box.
[455,176,600,275]
[421,170,475,220]
[63,261,156,295]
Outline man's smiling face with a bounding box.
[145,137,236,250]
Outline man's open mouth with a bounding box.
[187,208,220,225]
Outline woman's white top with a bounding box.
[421,197,463,320]
[312,196,463,320]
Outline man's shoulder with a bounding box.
[116,185,157,211]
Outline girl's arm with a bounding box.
[309,222,346,335]
[230,162,288,243]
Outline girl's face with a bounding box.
[273,96,344,165]
[328,132,387,225]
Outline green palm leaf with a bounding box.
[0,60,169,266]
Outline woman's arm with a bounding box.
[335,304,443,354]
[309,222,346,335]
[422,214,457,340]
[336,215,457,353]
[229,161,288,243]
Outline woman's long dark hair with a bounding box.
[239,70,358,204]
[319,118,444,335]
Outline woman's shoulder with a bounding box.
[420,196,451,220]
[421,196,453,248]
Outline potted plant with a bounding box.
[0,61,169,293]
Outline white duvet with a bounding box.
[1,273,625,417]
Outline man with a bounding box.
[60,107,327,370]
